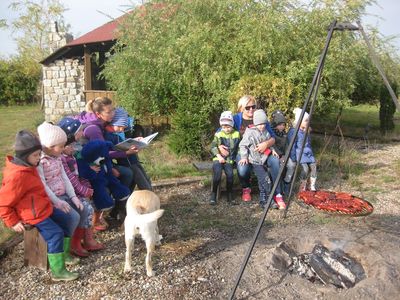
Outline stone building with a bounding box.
[40,18,121,121]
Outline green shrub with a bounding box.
[0,58,40,105]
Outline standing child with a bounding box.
[0,130,79,281]
[288,108,317,191]
[58,117,105,253]
[239,109,285,209]
[37,121,90,261]
[210,111,240,205]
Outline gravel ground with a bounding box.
[1,140,400,299]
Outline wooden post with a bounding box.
[24,227,48,270]
[84,46,92,91]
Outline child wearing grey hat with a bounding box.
[239,109,284,209]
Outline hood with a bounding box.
[3,156,36,179]
[81,140,113,163]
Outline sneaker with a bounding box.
[259,202,266,209]
[210,192,217,206]
[274,194,286,210]
[270,201,279,209]
[242,188,252,202]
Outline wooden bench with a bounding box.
[193,161,260,202]
[24,227,48,270]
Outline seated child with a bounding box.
[58,117,105,251]
[37,121,89,261]
[288,108,317,191]
[209,111,240,205]
[76,140,131,224]
[239,109,285,209]
[0,130,78,281]
[270,110,295,196]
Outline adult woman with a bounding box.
[219,95,279,202]
[77,97,152,218]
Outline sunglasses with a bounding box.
[245,105,256,111]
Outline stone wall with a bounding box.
[42,58,86,122]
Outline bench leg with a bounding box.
[24,227,48,270]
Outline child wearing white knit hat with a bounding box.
[37,121,95,260]
[288,108,317,191]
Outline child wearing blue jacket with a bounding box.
[288,108,317,191]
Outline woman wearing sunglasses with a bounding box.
[219,95,279,203]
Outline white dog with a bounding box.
[124,190,164,277]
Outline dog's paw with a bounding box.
[146,269,154,277]
[124,264,132,273]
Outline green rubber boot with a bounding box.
[64,237,80,266]
[48,253,79,281]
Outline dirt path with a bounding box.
[1,142,399,299]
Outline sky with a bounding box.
[0,0,399,57]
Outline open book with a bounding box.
[115,132,159,151]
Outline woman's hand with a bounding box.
[238,158,248,166]
[126,145,139,155]
[218,145,229,157]
[71,196,84,211]
[54,200,71,213]
[255,141,269,153]
[12,221,25,233]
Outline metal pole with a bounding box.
[357,21,400,112]
[228,20,338,300]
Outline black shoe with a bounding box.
[210,193,217,205]
[259,202,266,209]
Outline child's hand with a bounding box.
[112,167,120,178]
[90,165,101,173]
[54,200,71,213]
[71,196,84,211]
[86,188,94,198]
[238,158,248,166]
[216,154,226,164]
[218,145,229,157]
[12,221,25,233]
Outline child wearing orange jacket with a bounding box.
[0,130,79,281]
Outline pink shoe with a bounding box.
[242,188,252,202]
[274,194,286,210]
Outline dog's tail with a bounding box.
[130,208,164,223]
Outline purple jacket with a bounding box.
[77,111,128,159]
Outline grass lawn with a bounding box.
[312,104,400,140]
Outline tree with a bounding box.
[103,0,399,157]
[9,0,70,63]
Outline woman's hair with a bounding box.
[237,95,257,112]
[85,97,113,113]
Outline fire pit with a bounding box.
[272,242,366,289]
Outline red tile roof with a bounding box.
[67,15,123,46]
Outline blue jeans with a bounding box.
[266,155,282,195]
[212,161,234,193]
[35,207,79,253]
[114,165,134,190]
[236,154,252,189]
[252,164,271,204]
[60,194,90,228]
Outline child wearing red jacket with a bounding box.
[0,130,78,281]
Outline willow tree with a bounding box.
[104,0,396,157]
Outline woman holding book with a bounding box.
[76,98,152,223]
